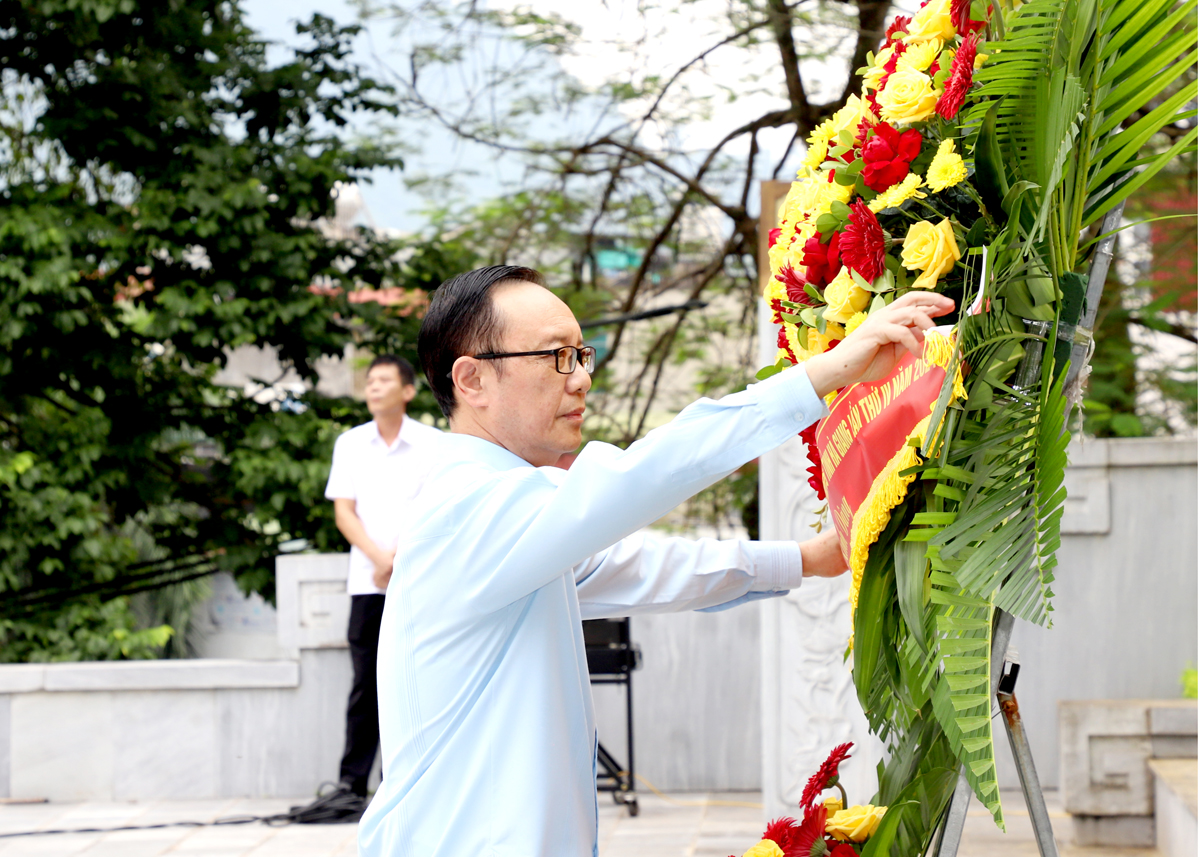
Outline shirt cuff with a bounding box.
[748,540,804,592]
[750,363,828,433]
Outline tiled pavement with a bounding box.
[0,790,1163,856]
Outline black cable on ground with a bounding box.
[0,783,367,838]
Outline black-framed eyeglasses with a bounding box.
[473,345,597,375]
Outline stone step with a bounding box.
[1148,758,1197,857]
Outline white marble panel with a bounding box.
[276,554,352,651]
[112,690,218,800]
[41,659,297,692]
[1062,467,1111,534]
[0,664,46,693]
[11,691,115,800]
[0,694,9,798]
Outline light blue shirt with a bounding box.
[357,365,826,856]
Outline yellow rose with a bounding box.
[742,838,785,857]
[807,322,845,355]
[878,66,938,125]
[903,0,957,43]
[826,804,888,843]
[901,218,963,289]
[898,37,942,72]
[824,795,845,815]
[830,95,866,138]
[822,267,871,323]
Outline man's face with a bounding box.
[365,364,415,418]
[458,282,591,466]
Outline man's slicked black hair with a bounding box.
[367,354,416,387]
[418,265,544,417]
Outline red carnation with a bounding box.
[800,743,854,810]
[884,14,911,41]
[769,227,782,248]
[840,201,886,282]
[951,0,987,34]
[861,122,921,192]
[828,845,858,857]
[795,805,829,857]
[935,33,979,120]
[800,232,842,289]
[776,264,816,306]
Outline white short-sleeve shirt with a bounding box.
[325,415,444,595]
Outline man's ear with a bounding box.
[401,383,417,405]
[451,356,488,408]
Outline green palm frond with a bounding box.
[968,0,1197,276]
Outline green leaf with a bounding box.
[896,540,929,652]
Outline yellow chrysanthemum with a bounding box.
[898,37,942,72]
[804,122,834,169]
[868,173,928,212]
[845,311,869,336]
[863,46,894,91]
[926,139,968,192]
[763,277,787,303]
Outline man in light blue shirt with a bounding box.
[357,265,954,856]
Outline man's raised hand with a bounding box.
[800,529,849,578]
[804,292,956,398]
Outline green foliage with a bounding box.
[1182,664,1198,699]
[0,0,473,657]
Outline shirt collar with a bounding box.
[371,416,412,453]
[438,432,532,471]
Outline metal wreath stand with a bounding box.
[933,202,1126,857]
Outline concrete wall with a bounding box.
[999,438,1198,788]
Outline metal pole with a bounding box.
[999,690,1060,856]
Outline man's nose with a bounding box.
[567,362,591,394]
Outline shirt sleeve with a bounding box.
[573,531,802,619]
[324,434,356,500]
[454,364,826,613]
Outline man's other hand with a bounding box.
[805,292,956,397]
[372,549,396,590]
[800,530,849,578]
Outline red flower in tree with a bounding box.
[860,123,922,192]
[840,201,886,282]
[800,743,854,810]
[800,232,842,289]
[794,805,829,856]
[950,0,987,34]
[936,33,979,119]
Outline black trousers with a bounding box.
[339,594,385,795]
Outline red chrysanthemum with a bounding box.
[800,232,842,289]
[763,817,809,857]
[795,805,829,857]
[800,743,854,810]
[935,33,978,120]
[860,122,921,192]
[769,227,782,248]
[840,201,886,282]
[951,0,987,34]
[776,264,816,307]
[884,14,911,41]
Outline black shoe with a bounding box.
[286,782,367,824]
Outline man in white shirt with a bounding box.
[319,355,441,810]
[357,266,954,855]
